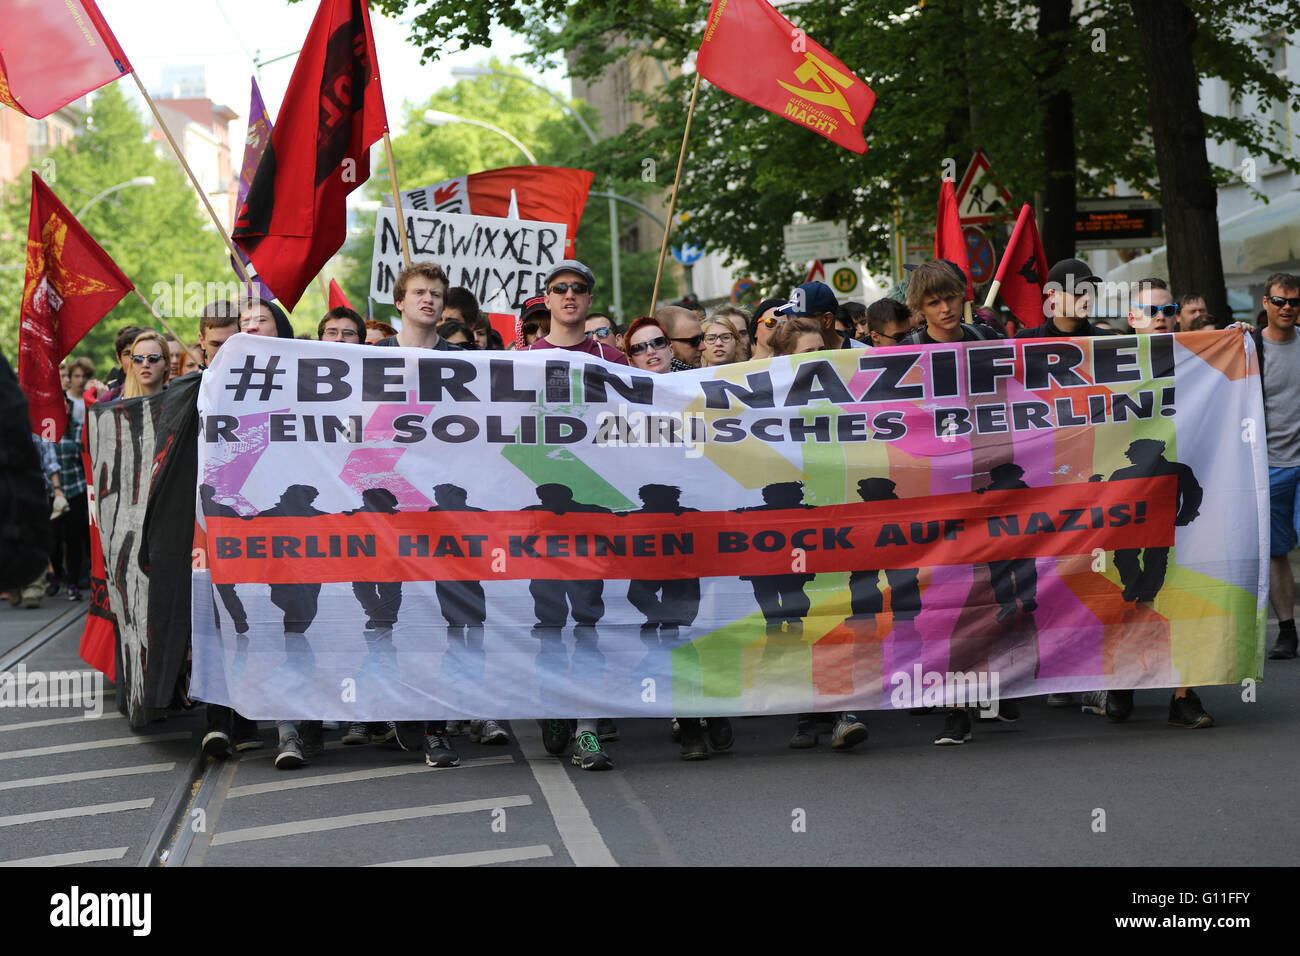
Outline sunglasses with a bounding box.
[671,333,705,348]
[585,327,613,338]
[875,331,901,342]
[131,354,164,365]
[1133,303,1180,318]
[703,332,734,344]
[628,335,670,356]
[1267,295,1300,309]
[522,322,541,335]
[549,282,590,296]
[760,316,788,329]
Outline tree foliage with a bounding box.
[348,0,1300,301]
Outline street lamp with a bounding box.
[75,176,155,218]
[449,66,625,320]
[423,109,538,165]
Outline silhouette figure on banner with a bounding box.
[260,484,326,671]
[737,482,816,634]
[979,463,1039,621]
[428,484,487,694]
[1108,439,1203,604]
[848,477,921,623]
[200,483,248,635]
[622,484,701,643]
[345,488,402,664]
[523,484,613,641]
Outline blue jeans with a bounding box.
[1268,466,1300,556]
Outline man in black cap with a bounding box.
[528,259,627,364]
[519,294,550,347]
[775,281,866,349]
[1016,258,1114,338]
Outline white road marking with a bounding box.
[0,762,174,792]
[0,713,122,733]
[0,846,129,866]
[0,798,154,828]
[514,721,617,867]
[211,794,532,846]
[0,731,190,761]
[369,844,554,867]
[228,755,513,798]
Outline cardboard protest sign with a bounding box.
[369,208,566,312]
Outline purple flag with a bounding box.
[233,77,275,300]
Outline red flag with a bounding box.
[992,204,1049,329]
[696,0,875,154]
[233,0,388,310]
[0,0,131,118]
[465,166,594,258]
[78,422,115,680]
[18,173,132,441]
[328,278,353,311]
[935,179,974,301]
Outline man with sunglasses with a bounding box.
[655,306,706,369]
[1126,277,1179,333]
[585,312,620,349]
[529,261,627,365]
[864,299,912,348]
[1248,273,1300,660]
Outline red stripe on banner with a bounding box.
[207,477,1176,584]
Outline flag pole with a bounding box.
[130,287,203,369]
[382,133,413,269]
[982,279,1002,310]
[130,73,254,287]
[316,274,330,304]
[650,71,702,314]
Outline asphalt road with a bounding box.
[1,591,1296,869]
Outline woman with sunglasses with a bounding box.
[623,316,674,373]
[124,331,171,399]
[749,297,787,361]
[701,311,750,366]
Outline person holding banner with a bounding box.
[624,317,674,373]
[373,264,460,351]
[898,262,1004,346]
[1014,259,1114,339]
[749,298,787,361]
[529,260,627,365]
[122,332,171,399]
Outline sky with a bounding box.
[98,0,571,153]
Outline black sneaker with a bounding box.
[831,714,869,750]
[1168,689,1213,729]
[596,718,619,741]
[392,721,426,752]
[571,730,613,770]
[424,732,459,767]
[934,709,972,745]
[541,719,571,756]
[705,717,734,751]
[1269,625,1298,660]
[201,731,231,759]
[789,717,818,749]
[679,719,708,760]
[1105,689,1134,722]
[300,720,324,758]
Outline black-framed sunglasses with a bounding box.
[1268,295,1300,309]
[671,333,705,348]
[585,326,613,338]
[549,282,590,295]
[521,322,541,335]
[875,331,901,342]
[628,335,670,356]
[1134,303,1180,318]
[131,353,164,365]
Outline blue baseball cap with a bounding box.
[775,281,839,318]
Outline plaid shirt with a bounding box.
[46,414,86,499]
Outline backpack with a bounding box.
[0,348,53,590]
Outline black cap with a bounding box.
[1046,258,1102,290]
[521,295,550,322]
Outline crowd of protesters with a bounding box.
[8,251,1297,774]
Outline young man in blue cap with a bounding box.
[775,281,866,349]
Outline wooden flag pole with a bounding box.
[316,274,331,305]
[131,287,203,369]
[982,279,1002,310]
[131,73,254,288]
[382,132,413,269]
[650,71,702,314]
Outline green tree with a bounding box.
[331,57,661,324]
[359,0,1300,313]
[0,83,234,372]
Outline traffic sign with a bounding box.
[730,277,756,303]
[784,219,849,263]
[955,150,1013,225]
[672,243,703,265]
[829,262,861,295]
[964,226,995,283]
[805,259,826,284]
